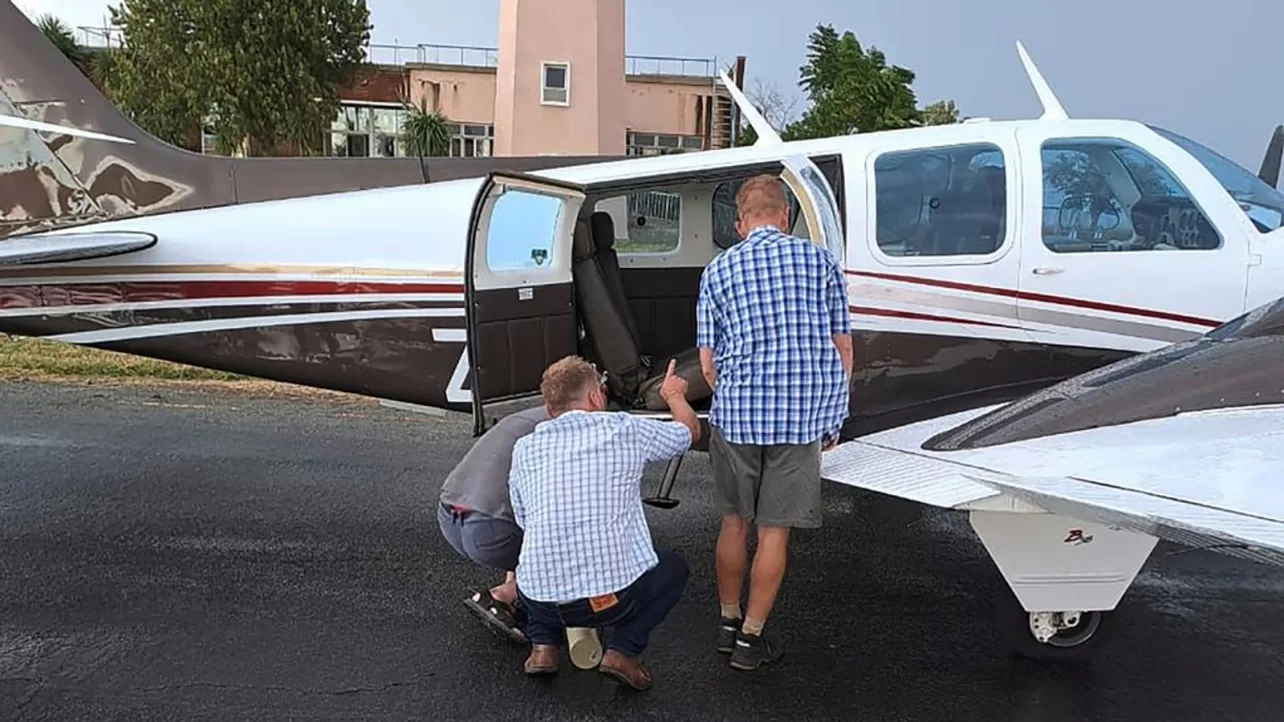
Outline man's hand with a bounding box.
[659,359,688,402]
[658,359,700,446]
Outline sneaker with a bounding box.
[728,629,783,671]
[715,617,739,654]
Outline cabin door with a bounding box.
[465,172,587,434]
[780,155,846,265]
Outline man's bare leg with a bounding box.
[716,515,749,617]
[742,526,790,634]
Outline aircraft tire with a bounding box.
[996,596,1116,663]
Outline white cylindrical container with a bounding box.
[566,627,602,670]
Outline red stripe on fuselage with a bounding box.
[845,270,1220,328]
[849,305,1020,329]
[0,280,466,309]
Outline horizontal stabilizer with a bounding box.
[0,231,157,265]
[0,112,136,144]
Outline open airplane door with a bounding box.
[464,171,587,434]
[779,155,846,264]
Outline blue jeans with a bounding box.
[437,503,523,571]
[517,550,689,657]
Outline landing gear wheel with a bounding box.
[996,596,1114,663]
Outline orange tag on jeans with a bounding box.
[588,593,618,613]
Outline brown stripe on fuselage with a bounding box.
[91,315,473,411]
[0,298,462,338]
[0,263,465,281]
[847,269,1221,328]
[0,279,465,310]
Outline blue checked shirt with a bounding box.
[508,410,691,602]
[697,225,852,446]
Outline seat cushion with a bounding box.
[635,347,713,411]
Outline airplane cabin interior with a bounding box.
[567,157,844,417]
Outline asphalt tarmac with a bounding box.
[2,381,1283,721]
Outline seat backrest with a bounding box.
[590,211,644,348]
[571,218,647,398]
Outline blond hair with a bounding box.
[540,356,601,414]
[735,174,789,222]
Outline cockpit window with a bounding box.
[1149,126,1284,233]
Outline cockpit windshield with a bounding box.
[1150,126,1284,233]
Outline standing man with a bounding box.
[508,356,699,691]
[438,403,549,643]
[696,174,853,671]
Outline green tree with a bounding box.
[400,97,451,157]
[919,99,960,126]
[785,25,921,139]
[36,14,85,69]
[734,24,964,143]
[101,0,371,155]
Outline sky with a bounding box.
[16,0,1284,169]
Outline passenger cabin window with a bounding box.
[873,143,1007,257]
[593,190,682,254]
[711,179,802,250]
[1041,139,1221,253]
[485,189,563,271]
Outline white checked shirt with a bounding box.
[508,410,691,602]
[697,224,851,446]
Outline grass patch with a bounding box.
[0,335,360,400]
[0,334,241,381]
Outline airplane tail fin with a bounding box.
[1,2,626,240]
[1258,124,1283,188]
[0,1,257,237]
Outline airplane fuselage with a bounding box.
[3,117,1283,438]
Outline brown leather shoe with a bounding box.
[598,649,652,691]
[524,644,559,675]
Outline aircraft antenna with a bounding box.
[1015,41,1068,120]
[718,70,782,146]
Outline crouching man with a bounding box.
[507,356,699,690]
[438,404,550,642]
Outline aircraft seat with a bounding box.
[589,211,644,350]
[569,216,711,412]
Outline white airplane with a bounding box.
[4,0,1284,661]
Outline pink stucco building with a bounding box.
[333,0,743,158]
[78,0,744,158]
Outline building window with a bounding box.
[872,143,1008,257]
[324,103,407,158]
[447,123,495,157]
[541,62,569,106]
[627,131,704,157]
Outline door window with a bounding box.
[484,189,564,272]
[1040,140,1222,253]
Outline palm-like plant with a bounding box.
[400,95,451,157]
[37,14,85,69]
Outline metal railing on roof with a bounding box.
[72,29,718,78]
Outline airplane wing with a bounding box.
[822,403,1284,567]
[0,231,157,265]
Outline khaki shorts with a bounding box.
[709,425,822,529]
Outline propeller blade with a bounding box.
[1258,124,1282,188]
